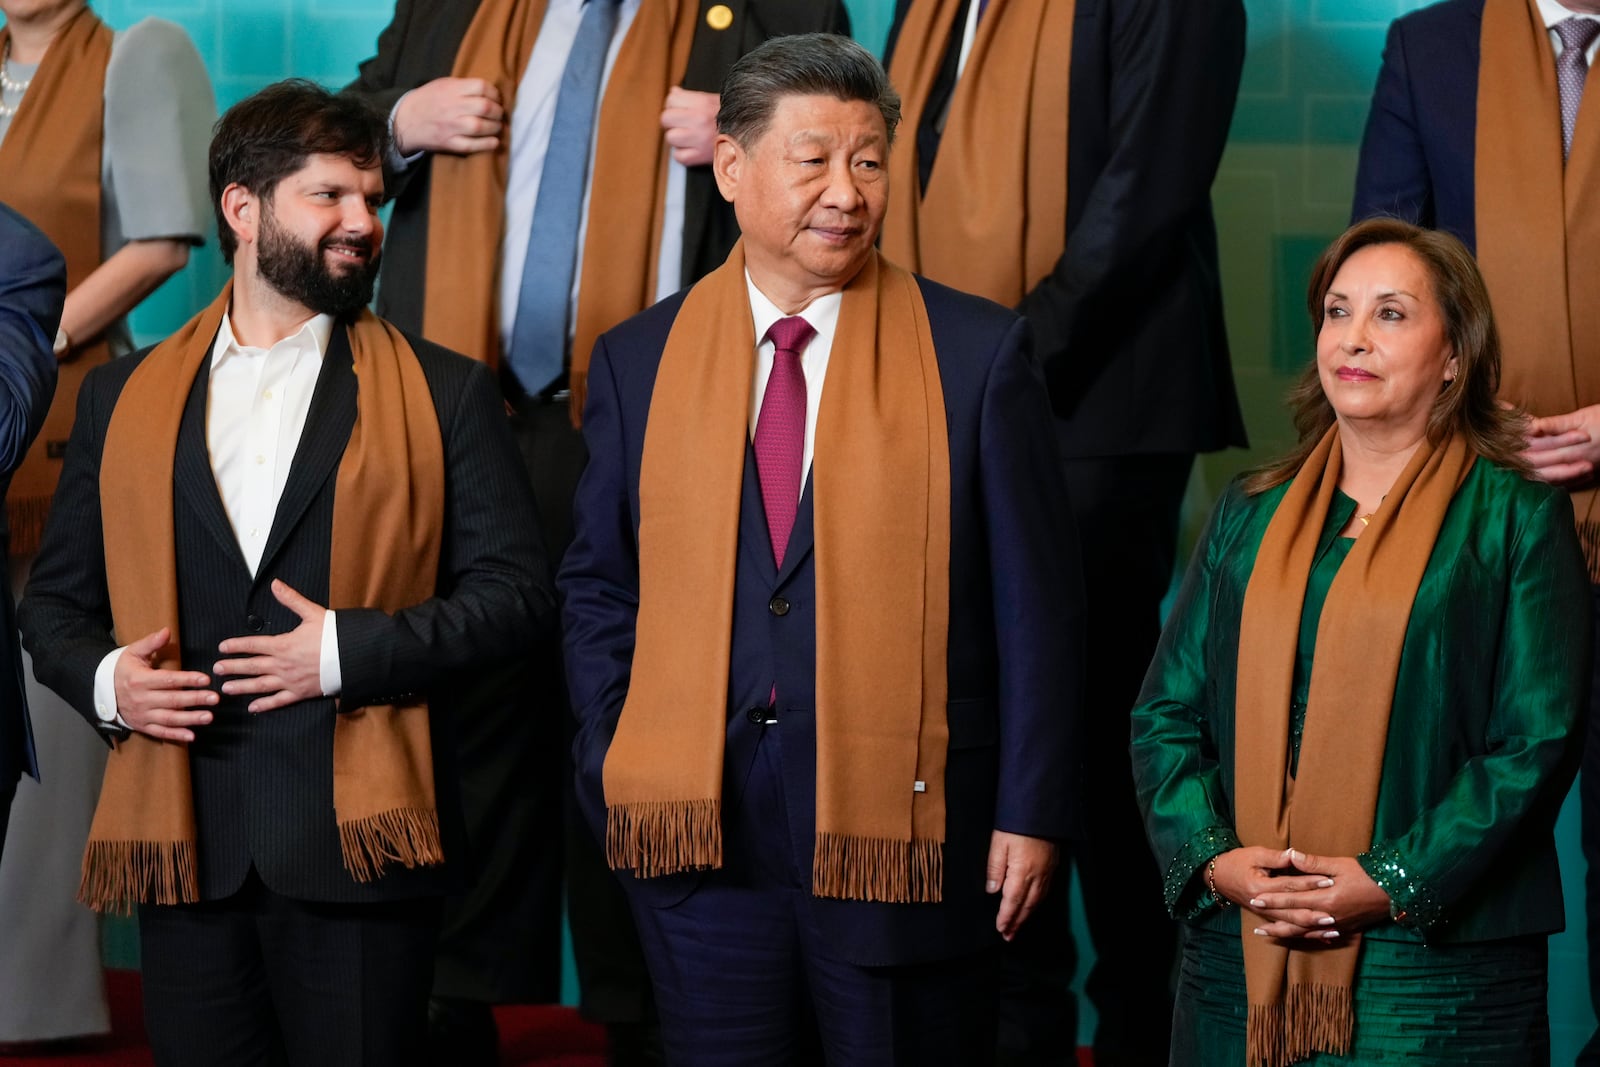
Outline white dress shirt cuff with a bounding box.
[93,647,130,729]
[387,95,428,173]
[320,609,342,697]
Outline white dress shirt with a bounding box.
[93,311,344,726]
[745,274,842,492]
[1539,0,1600,63]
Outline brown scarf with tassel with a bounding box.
[1476,0,1600,579]
[420,0,697,385]
[80,283,447,912]
[0,7,114,556]
[882,0,1071,306]
[1234,426,1474,1066]
[602,244,952,902]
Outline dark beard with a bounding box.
[256,208,381,319]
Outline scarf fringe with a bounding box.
[78,839,198,914]
[1246,983,1354,1067]
[338,806,444,883]
[1246,1001,1288,1067]
[7,493,50,559]
[606,799,722,878]
[811,833,944,903]
[1577,519,1600,583]
[1286,982,1354,1061]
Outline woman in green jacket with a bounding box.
[1131,218,1591,1067]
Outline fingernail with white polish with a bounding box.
[1318,916,1336,926]
[1323,931,1340,939]
[1317,879,1334,888]
[1252,928,1267,936]
[1249,899,1265,908]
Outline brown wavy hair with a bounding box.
[1243,218,1529,495]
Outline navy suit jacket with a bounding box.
[560,275,1086,967]
[0,203,63,795]
[1352,0,1484,247]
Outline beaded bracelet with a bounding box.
[1206,856,1233,908]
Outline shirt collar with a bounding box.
[212,309,335,373]
[745,272,842,348]
[1537,0,1600,29]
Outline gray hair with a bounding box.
[717,33,901,148]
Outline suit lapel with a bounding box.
[256,326,356,579]
[738,443,777,583]
[775,473,814,588]
[174,353,251,574]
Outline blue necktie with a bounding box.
[508,0,619,394]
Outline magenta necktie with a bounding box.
[753,316,815,568]
[1557,17,1600,160]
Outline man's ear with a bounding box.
[220,183,258,251]
[711,134,743,204]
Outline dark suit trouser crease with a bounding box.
[0,780,12,866]
[138,870,442,1067]
[628,720,999,1067]
[998,449,1191,1067]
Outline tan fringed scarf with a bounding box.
[80,283,448,912]
[1477,0,1600,579]
[602,244,952,902]
[422,0,696,380]
[1234,427,1474,1067]
[882,0,1071,306]
[0,8,113,556]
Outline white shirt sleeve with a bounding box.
[320,609,342,697]
[93,647,129,729]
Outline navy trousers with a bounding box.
[626,718,999,1066]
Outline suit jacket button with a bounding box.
[246,614,265,632]
[768,596,790,617]
[746,705,768,725]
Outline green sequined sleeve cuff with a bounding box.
[1164,825,1243,919]
[1357,845,1442,934]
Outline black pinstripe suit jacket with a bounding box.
[19,323,554,903]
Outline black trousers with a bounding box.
[430,398,579,1005]
[505,397,657,1028]
[997,449,1191,1067]
[138,870,442,1067]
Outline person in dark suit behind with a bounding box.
[344,3,846,1060]
[18,81,551,1067]
[1351,2,1600,1059]
[0,202,61,864]
[561,33,1085,1065]
[879,2,1248,1063]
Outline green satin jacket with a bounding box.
[1131,459,1591,944]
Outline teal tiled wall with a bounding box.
[14,0,1594,1057]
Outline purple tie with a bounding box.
[1557,17,1600,160]
[753,316,814,568]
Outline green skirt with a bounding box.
[1171,924,1550,1066]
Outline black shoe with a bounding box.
[427,996,499,1067]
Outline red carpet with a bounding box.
[0,971,1096,1066]
[0,971,608,1067]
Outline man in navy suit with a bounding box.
[561,33,1083,1065]
[1353,2,1600,1059]
[0,203,61,865]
